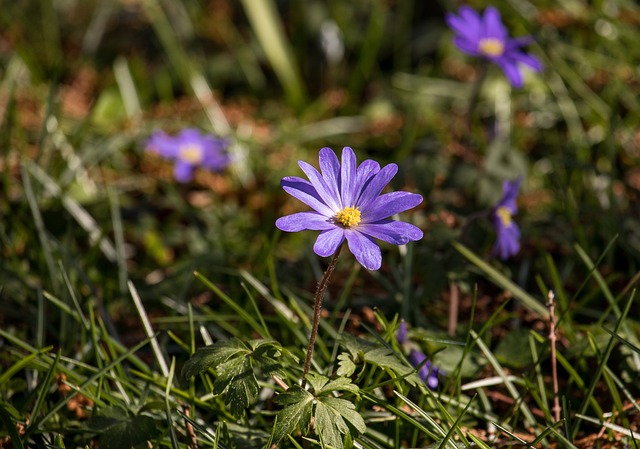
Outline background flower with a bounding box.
[446,6,542,88]
[396,322,440,389]
[276,147,423,270]
[491,177,522,259]
[146,128,230,182]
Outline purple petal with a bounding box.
[299,161,341,211]
[356,163,398,211]
[318,147,342,207]
[174,160,195,182]
[396,322,408,344]
[276,212,335,232]
[446,11,481,43]
[314,228,345,257]
[361,191,423,223]
[495,59,524,88]
[281,177,335,217]
[359,221,423,245]
[340,147,357,207]
[456,6,483,38]
[147,131,180,159]
[509,50,543,72]
[355,159,381,196]
[482,7,507,40]
[453,37,482,56]
[496,177,522,213]
[493,223,521,260]
[345,230,382,270]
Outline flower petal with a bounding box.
[361,191,423,222]
[495,58,524,88]
[147,131,180,158]
[448,6,482,41]
[276,212,335,232]
[453,37,482,56]
[345,230,382,270]
[493,221,521,260]
[496,177,521,213]
[359,221,423,245]
[340,147,358,207]
[318,147,342,207]
[299,161,341,211]
[174,160,195,182]
[509,50,543,72]
[282,177,335,217]
[356,163,398,210]
[355,159,381,195]
[482,6,507,40]
[314,228,345,257]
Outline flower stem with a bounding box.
[301,245,342,388]
[466,61,489,134]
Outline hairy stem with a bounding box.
[547,290,561,422]
[301,245,342,388]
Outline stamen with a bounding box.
[478,38,505,57]
[496,206,512,227]
[180,144,203,164]
[335,206,361,228]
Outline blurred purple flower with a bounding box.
[396,321,408,344]
[409,349,440,390]
[491,177,522,259]
[275,147,423,270]
[396,321,440,390]
[446,6,542,88]
[146,128,230,183]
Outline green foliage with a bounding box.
[87,407,160,449]
[1,0,640,447]
[273,374,365,449]
[182,338,283,417]
[337,334,421,386]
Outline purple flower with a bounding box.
[446,6,543,88]
[275,147,423,270]
[146,128,230,182]
[396,321,408,344]
[409,349,440,390]
[491,177,522,260]
[396,322,440,390]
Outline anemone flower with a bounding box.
[275,147,423,270]
[491,177,522,259]
[446,6,542,88]
[396,322,440,389]
[146,128,230,182]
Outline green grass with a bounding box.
[1,0,640,448]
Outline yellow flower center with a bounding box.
[496,206,512,227]
[335,206,361,228]
[180,144,203,164]
[478,38,505,57]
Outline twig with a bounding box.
[301,245,342,388]
[547,290,561,422]
[183,403,198,449]
[448,281,459,337]
[272,374,289,391]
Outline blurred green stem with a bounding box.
[466,62,489,135]
[301,245,343,388]
[240,0,306,109]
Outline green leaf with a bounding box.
[339,335,421,386]
[315,375,360,396]
[273,375,365,448]
[88,407,159,449]
[183,338,283,416]
[273,386,314,443]
[315,397,366,449]
[336,353,356,377]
